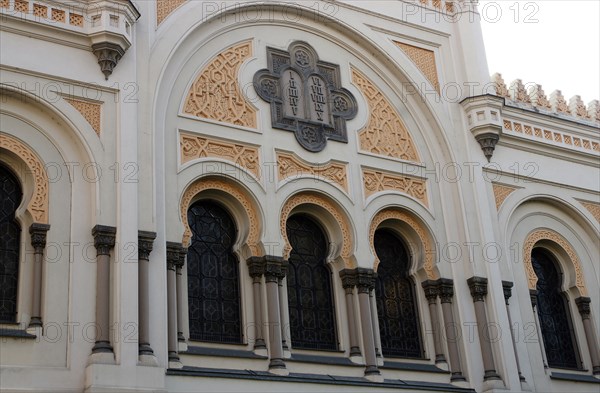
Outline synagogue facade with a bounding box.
[1,1,599,392]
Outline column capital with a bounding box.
[575,296,591,319]
[502,281,513,305]
[467,276,488,302]
[138,231,156,261]
[529,289,538,307]
[92,225,116,256]
[438,278,454,303]
[29,223,50,250]
[247,255,286,282]
[247,256,266,278]
[339,269,358,289]
[356,268,375,293]
[421,280,440,303]
[166,242,182,270]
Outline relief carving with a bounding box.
[394,41,440,93]
[0,134,49,224]
[523,229,587,296]
[579,200,600,223]
[180,133,260,178]
[492,183,518,210]
[183,41,257,128]
[65,98,101,136]
[362,168,427,206]
[352,68,420,162]
[277,151,348,192]
[156,0,186,25]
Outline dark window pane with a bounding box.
[187,201,242,344]
[286,215,337,350]
[0,164,22,323]
[374,229,422,358]
[532,249,579,369]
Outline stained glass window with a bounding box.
[286,215,337,350]
[0,164,22,323]
[532,248,580,369]
[374,229,423,358]
[187,200,242,343]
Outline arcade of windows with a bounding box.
[0,165,591,373]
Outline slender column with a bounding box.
[263,256,287,373]
[91,225,116,354]
[28,223,50,328]
[356,268,381,378]
[340,269,361,358]
[278,261,290,353]
[530,290,548,369]
[422,280,446,365]
[176,248,187,347]
[439,279,466,382]
[575,297,600,375]
[369,274,382,361]
[467,277,501,381]
[502,281,526,382]
[138,231,156,357]
[166,242,181,365]
[247,257,267,351]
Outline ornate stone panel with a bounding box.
[156,0,186,25]
[276,151,348,192]
[180,133,260,178]
[579,200,600,223]
[369,209,437,279]
[183,41,257,128]
[394,41,440,93]
[492,183,518,210]
[352,68,420,162]
[0,134,49,224]
[362,168,427,206]
[180,178,261,256]
[64,98,101,136]
[503,119,599,153]
[253,41,358,152]
[280,193,353,267]
[522,229,587,296]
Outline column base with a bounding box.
[450,372,467,382]
[254,338,267,350]
[92,340,114,354]
[28,317,42,328]
[268,358,288,375]
[364,369,383,383]
[484,370,502,381]
[139,353,159,367]
[593,366,600,376]
[482,378,505,392]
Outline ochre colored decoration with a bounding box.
[183,41,257,128]
[492,183,518,210]
[503,120,599,153]
[579,200,600,223]
[277,152,348,192]
[156,0,186,25]
[180,178,261,255]
[362,168,427,206]
[280,193,353,267]
[394,41,440,93]
[65,98,101,136]
[352,68,420,162]
[523,229,587,296]
[369,209,437,279]
[0,134,49,224]
[180,133,260,178]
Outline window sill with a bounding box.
[182,345,267,359]
[288,353,360,367]
[550,372,600,384]
[382,361,450,374]
[0,328,36,339]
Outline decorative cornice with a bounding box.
[138,231,157,261]
[183,41,256,128]
[277,151,348,192]
[362,168,427,206]
[92,225,116,256]
[467,276,488,302]
[352,68,420,162]
[180,133,260,178]
[29,223,50,250]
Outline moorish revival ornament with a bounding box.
[253,41,358,152]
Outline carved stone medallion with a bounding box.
[253,41,358,152]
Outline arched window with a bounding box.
[532,248,580,369]
[187,200,242,344]
[286,214,337,350]
[0,164,22,323]
[374,229,423,358]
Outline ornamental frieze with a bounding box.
[253,41,358,152]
